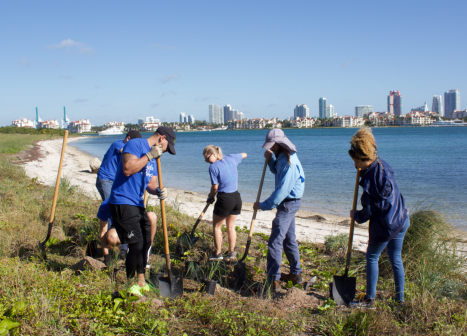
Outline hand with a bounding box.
[253,202,261,210]
[350,210,356,219]
[207,195,215,204]
[264,150,273,162]
[155,187,167,200]
[146,145,163,161]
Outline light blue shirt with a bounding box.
[209,154,243,193]
[259,152,305,211]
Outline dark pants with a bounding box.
[267,199,302,281]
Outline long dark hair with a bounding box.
[276,144,291,164]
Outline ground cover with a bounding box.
[0,133,466,335]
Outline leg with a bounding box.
[99,220,110,257]
[366,241,388,300]
[147,212,158,244]
[96,178,113,201]
[282,201,302,275]
[386,219,410,301]
[267,203,294,281]
[106,228,120,246]
[126,240,145,284]
[225,215,237,253]
[212,214,225,255]
[135,208,152,285]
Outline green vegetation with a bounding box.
[0,134,466,335]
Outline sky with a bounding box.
[1,0,466,126]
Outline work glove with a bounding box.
[146,145,163,161]
[155,187,167,200]
[207,195,215,204]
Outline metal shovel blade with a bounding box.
[332,275,356,305]
[157,275,183,299]
[233,261,246,288]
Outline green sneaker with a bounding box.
[128,284,143,297]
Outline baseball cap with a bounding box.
[156,126,177,155]
[262,129,297,153]
[126,130,142,139]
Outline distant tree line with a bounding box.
[0,126,67,136]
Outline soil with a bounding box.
[297,214,327,222]
[11,141,46,164]
[274,287,320,310]
[72,256,106,271]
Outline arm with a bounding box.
[259,163,296,211]
[122,153,149,177]
[241,153,247,159]
[353,205,373,223]
[146,176,159,195]
[209,184,218,197]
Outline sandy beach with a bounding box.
[19,137,370,251]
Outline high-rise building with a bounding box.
[388,91,403,116]
[209,104,224,124]
[355,105,373,117]
[411,103,428,113]
[294,104,310,119]
[326,104,335,118]
[224,104,233,122]
[179,112,186,123]
[235,111,244,121]
[188,115,195,123]
[444,90,460,119]
[432,95,443,117]
[319,98,327,119]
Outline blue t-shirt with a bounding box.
[97,198,111,221]
[97,140,125,181]
[209,154,243,193]
[109,138,158,207]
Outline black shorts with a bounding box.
[213,191,242,218]
[109,204,151,245]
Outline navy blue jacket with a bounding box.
[353,158,407,245]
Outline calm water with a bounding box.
[71,127,467,230]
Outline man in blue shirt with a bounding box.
[253,129,305,293]
[109,127,176,295]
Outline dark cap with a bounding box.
[156,126,177,155]
[126,130,142,139]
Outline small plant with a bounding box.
[199,261,223,282]
[324,233,348,252]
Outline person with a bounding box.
[97,198,158,266]
[109,127,176,295]
[203,145,247,261]
[348,128,409,309]
[96,130,142,257]
[253,129,305,292]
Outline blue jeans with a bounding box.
[366,217,410,302]
[267,200,302,281]
[96,177,113,201]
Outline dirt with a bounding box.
[11,141,46,164]
[274,287,320,309]
[72,256,106,271]
[297,215,327,222]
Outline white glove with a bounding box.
[146,145,163,161]
[155,187,167,200]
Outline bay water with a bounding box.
[70,127,467,230]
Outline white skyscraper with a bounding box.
[209,104,224,124]
[294,104,310,118]
[180,112,187,123]
[319,98,328,118]
[432,95,443,117]
[355,105,373,117]
[188,115,195,123]
[444,90,460,119]
[326,104,335,118]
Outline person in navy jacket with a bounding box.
[349,128,409,308]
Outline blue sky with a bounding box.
[1,0,466,126]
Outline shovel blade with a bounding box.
[332,275,356,305]
[158,275,183,299]
[232,261,246,288]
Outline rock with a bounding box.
[89,157,102,174]
[72,256,106,271]
[132,297,164,307]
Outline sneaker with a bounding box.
[224,251,238,262]
[146,246,152,269]
[280,273,303,285]
[349,298,375,310]
[271,280,282,293]
[209,253,223,261]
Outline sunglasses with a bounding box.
[205,153,213,162]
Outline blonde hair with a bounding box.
[203,145,223,160]
[348,128,377,161]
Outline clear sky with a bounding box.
[1,0,466,126]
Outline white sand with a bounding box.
[21,137,369,251]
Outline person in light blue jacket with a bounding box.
[253,129,305,293]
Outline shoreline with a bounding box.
[19,137,370,251]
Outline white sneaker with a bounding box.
[146,246,152,269]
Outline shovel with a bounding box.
[233,158,268,288]
[331,168,361,305]
[175,202,211,258]
[155,157,183,298]
[39,130,68,251]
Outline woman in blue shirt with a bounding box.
[253,129,305,293]
[203,145,247,261]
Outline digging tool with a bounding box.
[155,157,183,298]
[39,130,68,251]
[143,190,149,206]
[331,168,361,305]
[175,202,211,258]
[233,158,268,288]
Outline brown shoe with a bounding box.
[271,280,282,293]
[280,273,302,285]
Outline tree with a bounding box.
[282,120,291,128]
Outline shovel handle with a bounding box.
[41,130,68,247]
[345,168,361,276]
[156,157,172,278]
[190,202,211,236]
[143,190,148,207]
[241,158,268,262]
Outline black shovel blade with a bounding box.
[332,275,356,305]
[232,261,246,288]
[157,275,183,299]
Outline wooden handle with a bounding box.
[49,131,68,223]
[345,168,361,275]
[143,190,148,207]
[156,157,172,274]
[190,202,211,236]
[248,158,268,238]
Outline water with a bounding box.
[71,127,467,230]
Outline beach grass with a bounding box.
[0,133,467,335]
